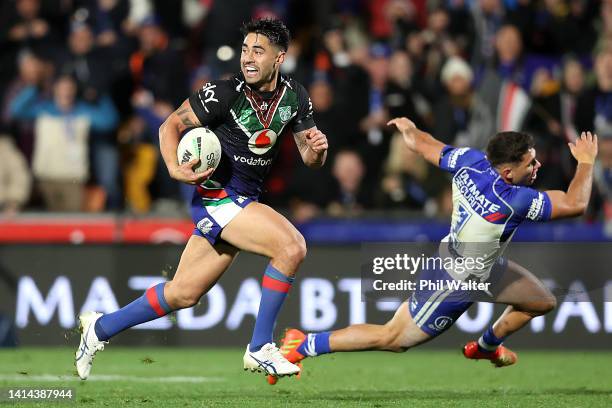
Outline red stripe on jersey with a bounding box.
[145,287,166,317]
[485,212,506,222]
[196,186,228,200]
[262,275,292,293]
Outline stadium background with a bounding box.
[0,0,611,406]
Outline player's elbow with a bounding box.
[573,202,588,216]
[159,113,183,142]
[553,199,588,219]
[564,202,587,218]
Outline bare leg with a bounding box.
[220,201,307,277]
[329,302,432,353]
[220,202,307,352]
[164,235,239,309]
[489,260,557,339]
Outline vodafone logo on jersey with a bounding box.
[248,129,277,155]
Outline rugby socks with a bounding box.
[94,282,172,341]
[249,265,294,352]
[477,326,505,353]
[297,332,331,357]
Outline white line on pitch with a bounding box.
[0,374,224,383]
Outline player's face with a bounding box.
[513,148,541,186]
[241,33,285,90]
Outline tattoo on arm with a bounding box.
[176,107,199,128]
[294,132,308,154]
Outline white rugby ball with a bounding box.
[177,127,222,173]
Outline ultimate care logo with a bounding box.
[248,129,278,155]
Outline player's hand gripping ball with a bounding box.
[174,127,222,184]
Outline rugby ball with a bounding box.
[177,127,222,173]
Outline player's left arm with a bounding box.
[292,81,327,168]
[294,127,328,168]
[545,131,597,219]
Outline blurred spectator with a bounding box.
[434,57,494,149]
[327,150,373,217]
[446,0,476,58]
[9,75,118,211]
[478,24,532,131]
[525,58,586,188]
[576,48,612,141]
[1,51,54,160]
[359,43,393,178]
[57,20,123,208]
[0,0,60,59]
[0,134,31,216]
[130,17,187,107]
[309,77,353,154]
[384,50,431,131]
[317,25,370,149]
[57,21,112,102]
[75,0,131,49]
[379,133,443,210]
[471,0,505,66]
[597,0,612,53]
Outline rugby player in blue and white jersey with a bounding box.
[274,117,597,374]
[75,19,328,380]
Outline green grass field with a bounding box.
[0,347,611,407]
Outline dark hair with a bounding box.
[486,131,535,167]
[241,18,290,52]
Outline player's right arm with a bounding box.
[545,131,598,219]
[159,98,213,184]
[387,117,445,167]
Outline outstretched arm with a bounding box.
[294,127,328,168]
[546,131,598,219]
[387,117,445,167]
[159,98,213,184]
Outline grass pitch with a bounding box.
[0,347,610,407]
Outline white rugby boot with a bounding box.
[243,343,301,377]
[75,311,108,380]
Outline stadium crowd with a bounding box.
[0,0,611,222]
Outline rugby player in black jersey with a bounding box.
[76,19,328,380]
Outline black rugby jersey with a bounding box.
[188,73,315,198]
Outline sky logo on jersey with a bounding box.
[248,129,278,155]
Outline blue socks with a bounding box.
[478,326,505,353]
[249,265,294,352]
[297,332,331,357]
[94,282,172,341]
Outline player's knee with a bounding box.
[278,234,307,265]
[522,296,557,316]
[165,283,201,309]
[173,292,201,309]
[379,322,409,353]
[539,296,557,315]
